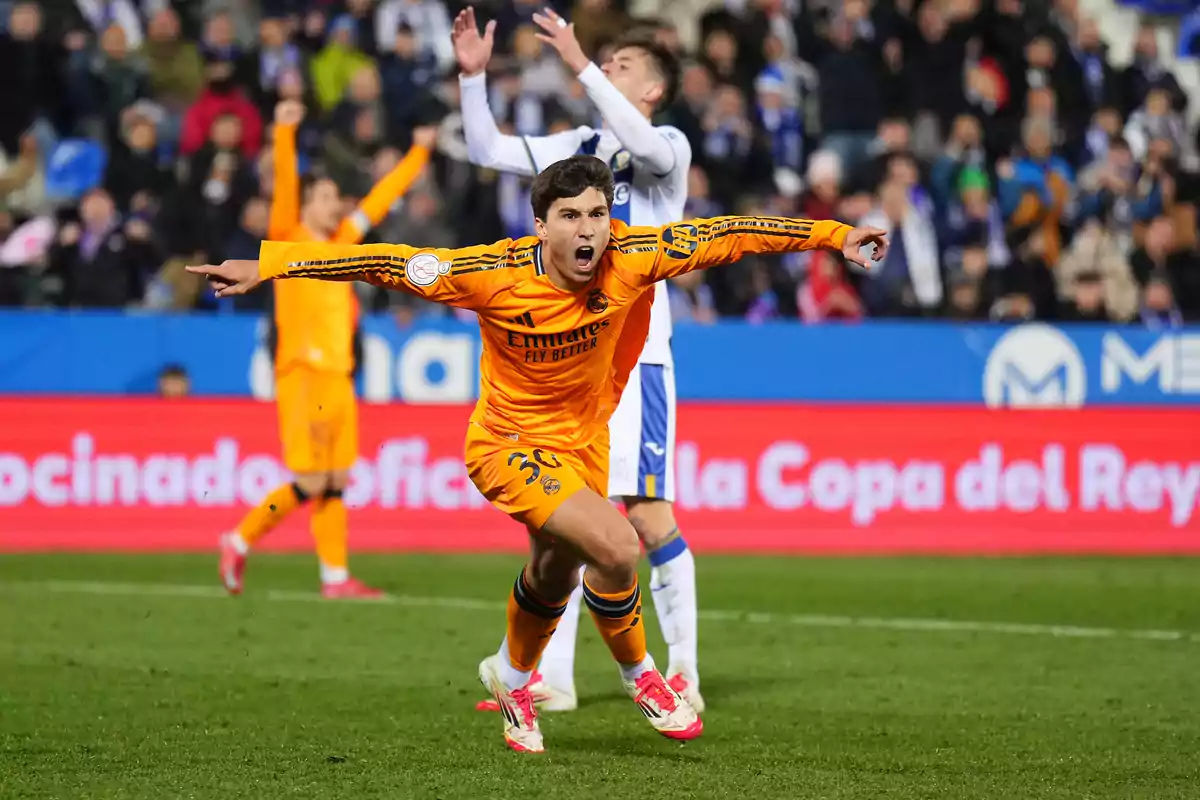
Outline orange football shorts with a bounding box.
[276,367,359,474]
[465,422,609,530]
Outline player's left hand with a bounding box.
[841,226,889,270]
[186,260,263,298]
[532,8,589,74]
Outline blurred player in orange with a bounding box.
[191,155,886,751]
[218,100,437,599]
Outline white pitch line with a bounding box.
[3,579,1197,644]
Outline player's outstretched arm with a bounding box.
[269,101,305,240]
[336,126,437,243]
[453,7,542,175]
[621,216,888,285]
[531,8,677,175]
[187,238,516,308]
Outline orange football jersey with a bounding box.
[258,216,850,448]
[268,121,430,374]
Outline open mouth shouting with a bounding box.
[574,245,596,270]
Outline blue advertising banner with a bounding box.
[0,311,1197,405]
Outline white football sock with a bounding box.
[227,532,250,555]
[497,637,533,692]
[648,533,699,684]
[618,652,655,683]
[319,564,348,585]
[537,566,585,691]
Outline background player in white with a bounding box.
[452,6,704,712]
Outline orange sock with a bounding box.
[236,483,306,546]
[311,491,349,583]
[504,569,569,672]
[583,576,647,666]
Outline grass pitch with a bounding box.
[1,553,1197,799]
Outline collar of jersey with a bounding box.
[533,243,601,296]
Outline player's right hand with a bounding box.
[451,6,495,77]
[412,125,438,150]
[274,100,305,127]
[186,260,263,298]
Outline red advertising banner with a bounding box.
[1,399,1197,553]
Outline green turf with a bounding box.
[1,554,1198,799]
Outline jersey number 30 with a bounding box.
[507,449,562,485]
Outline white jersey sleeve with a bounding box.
[458,73,585,175]
[576,62,681,176]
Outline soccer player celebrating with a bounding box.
[217,100,436,599]
[189,155,886,752]
[453,5,703,712]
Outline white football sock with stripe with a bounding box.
[648,532,699,684]
[536,566,585,692]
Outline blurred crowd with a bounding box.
[0,0,1198,326]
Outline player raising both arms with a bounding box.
[453,5,703,712]
[217,99,436,599]
[190,155,886,753]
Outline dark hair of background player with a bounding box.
[530,155,615,219]
[610,30,680,110]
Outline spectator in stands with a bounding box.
[0,2,66,155]
[311,14,375,112]
[247,16,307,113]
[1069,18,1122,125]
[1140,274,1184,329]
[77,25,149,142]
[700,27,749,95]
[49,187,158,307]
[375,0,454,71]
[1059,270,1112,322]
[701,83,772,207]
[1000,116,1073,270]
[324,103,385,197]
[1124,83,1191,165]
[175,113,258,255]
[799,250,864,323]
[71,0,145,51]
[754,66,804,190]
[859,179,943,317]
[799,147,841,217]
[296,8,331,54]
[945,271,987,321]
[221,195,271,311]
[798,9,881,175]
[940,166,1005,277]
[905,0,971,140]
[342,0,381,58]
[1020,30,1092,159]
[180,51,263,158]
[157,363,191,398]
[379,24,438,135]
[0,134,39,203]
[512,23,568,101]
[141,8,205,124]
[224,195,270,265]
[104,106,172,213]
[666,62,712,157]
[330,63,385,139]
[1129,216,1198,316]
[199,11,250,90]
[1121,23,1187,116]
